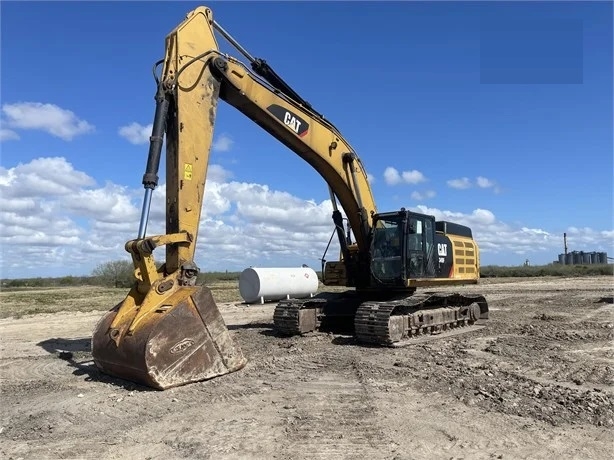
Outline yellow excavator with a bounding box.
[91,5,489,390]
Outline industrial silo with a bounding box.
[565,253,574,265]
[572,251,583,265]
[582,252,591,264]
[590,252,599,264]
[558,254,566,265]
[598,252,608,264]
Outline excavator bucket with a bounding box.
[91,284,247,390]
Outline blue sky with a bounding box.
[1,1,612,278]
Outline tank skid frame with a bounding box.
[273,291,489,347]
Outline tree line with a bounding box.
[1,258,612,289]
[1,259,246,289]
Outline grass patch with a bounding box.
[207,280,241,303]
[0,280,352,319]
[2,265,610,319]
[0,286,127,319]
[0,284,247,319]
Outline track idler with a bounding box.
[91,285,247,390]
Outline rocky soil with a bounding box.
[1,276,612,459]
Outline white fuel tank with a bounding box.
[239,266,319,304]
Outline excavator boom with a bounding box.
[91,5,489,390]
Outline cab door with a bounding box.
[406,214,437,279]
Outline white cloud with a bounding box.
[118,122,152,145]
[410,204,614,262]
[62,182,140,224]
[0,128,19,142]
[411,190,436,201]
[414,205,497,228]
[0,157,346,278]
[401,170,426,184]
[476,176,494,188]
[384,166,427,186]
[476,176,502,193]
[1,102,94,140]
[220,182,335,233]
[384,167,402,185]
[447,177,472,189]
[565,227,614,250]
[447,176,501,193]
[212,133,234,152]
[143,177,344,271]
[207,164,234,183]
[367,173,375,184]
[1,156,611,278]
[0,157,96,198]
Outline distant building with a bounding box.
[556,251,608,265]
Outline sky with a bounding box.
[1,0,613,279]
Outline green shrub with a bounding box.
[480,263,613,278]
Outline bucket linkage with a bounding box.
[91,233,247,390]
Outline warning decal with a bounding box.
[184,163,193,180]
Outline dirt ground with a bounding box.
[1,276,612,460]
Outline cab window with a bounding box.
[370,218,403,281]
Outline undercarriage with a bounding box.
[273,290,489,347]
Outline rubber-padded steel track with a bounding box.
[273,291,489,346]
[354,292,489,346]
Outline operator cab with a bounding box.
[370,209,466,285]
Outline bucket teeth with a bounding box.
[91,285,246,390]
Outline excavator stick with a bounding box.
[90,6,249,390]
[92,283,247,390]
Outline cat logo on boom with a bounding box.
[266,104,309,137]
[284,112,302,134]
